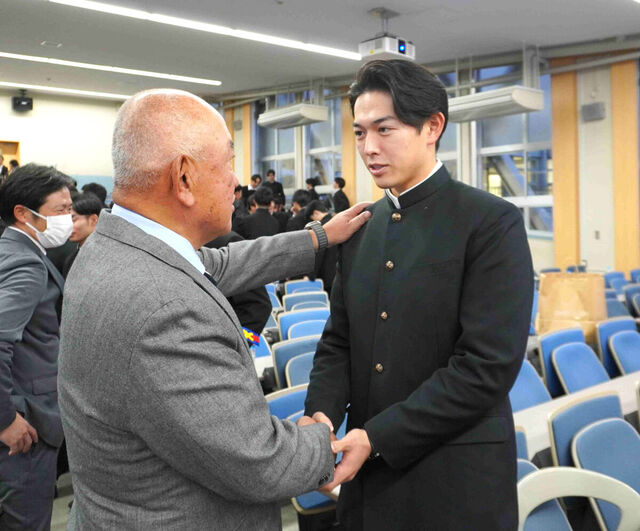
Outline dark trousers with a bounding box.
[0,440,58,531]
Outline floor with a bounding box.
[51,474,301,530]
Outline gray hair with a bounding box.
[112,89,215,192]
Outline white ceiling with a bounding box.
[1,0,639,100]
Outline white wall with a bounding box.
[0,90,120,189]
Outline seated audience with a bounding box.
[271,196,289,233]
[236,187,280,240]
[306,177,320,200]
[286,189,311,231]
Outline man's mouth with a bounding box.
[368,164,388,176]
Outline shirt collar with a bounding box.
[385,160,443,210]
[8,226,47,254]
[111,203,205,274]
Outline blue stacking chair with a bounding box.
[630,268,640,284]
[264,312,278,330]
[622,284,640,315]
[517,460,571,530]
[285,352,315,387]
[283,292,329,312]
[291,301,328,311]
[566,264,586,273]
[266,384,308,419]
[539,268,561,274]
[596,317,636,377]
[552,342,609,394]
[609,330,640,374]
[509,360,551,412]
[610,277,629,296]
[515,427,528,460]
[603,271,626,289]
[268,292,282,311]
[278,308,330,341]
[572,418,640,531]
[288,319,327,340]
[250,334,272,359]
[632,293,640,317]
[538,328,585,397]
[606,298,630,318]
[605,288,618,300]
[272,335,321,389]
[284,279,324,295]
[265,283,277,296]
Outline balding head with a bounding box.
[112,89,226,192]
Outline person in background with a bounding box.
[333,177,350,213]
[62,193,103,278]
[232,184,248,221]
[286,189,311,231]
[306,177,320,201]
[236,187,280,240]
[306,200,338,295]
[271,196,289,233]
[81,183,108,207]
[0,163,73,530]
[242,174,262,208]
[0,156,8,181]
[262,169,284,204]
[8,160,19,175]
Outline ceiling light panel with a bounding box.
[48,0,361,61]
[0,51,221,86]
[0,81,129,100]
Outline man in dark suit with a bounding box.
[262,169,284,203]
[302,60,533,530]
[241,174,262,209]
[286,189,311,232]
[236,187,280,240]
[0,164,73,530]
[332,177,350,213]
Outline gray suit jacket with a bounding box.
[0,229,65,448]
[58,211,334,530]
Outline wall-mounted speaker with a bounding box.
[12,96,33,112]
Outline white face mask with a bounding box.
[25,208,73,248]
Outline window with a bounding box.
[304,95,341,186]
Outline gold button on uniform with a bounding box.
[380,311,388,320]
[385,260,394,271]
[391,212,402,222]
[375,363,384,373]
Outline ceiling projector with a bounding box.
[359,35,415,61]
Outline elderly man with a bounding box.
[58,89,370,530]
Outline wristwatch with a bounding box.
[304,220,328,252]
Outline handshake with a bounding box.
[297,412,372,494]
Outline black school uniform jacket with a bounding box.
[305,166,533,531]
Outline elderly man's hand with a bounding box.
[319,428,371,494]
[0,413,38,456]
[323,202,372,246]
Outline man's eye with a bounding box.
[379,127,389,133]
[354,130,363,138]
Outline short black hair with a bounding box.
[9,160,19,169]
[267,169,275,176]
[0,163,71,224]
[81,182,107,204]
[251,174,262,183]
[234,185,243,193]
[273,195,284,206]
[334,177,345,189]
[349,59,448,150]
[307,199,328,214]
[247,192,256,207]
[292,189,311,208]
[254,187,273,207]
[72,193,103,217]
[305,177,318,187]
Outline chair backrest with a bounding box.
[516,460,571,531]
[265,384,308,419]
[265,283,277,296]
[605,288,618,300]
[566,265,586,273]
[517,467,640,531]
[264,312,278,331]
[250,334,272,359]
[286,352,316,387]
[603,271,626,288]
[606,298,630,318]
[596,317,636,377]
[572,418,640,531]
[609,330,640,375]
[509,360,551,412]
[515,427,528,461]
[284,279,324,295]
[268,292,282,310]
[538,328,585,397]
[540,267,561,274]
[622,283,640,314]
[282,291,329,312]
[548,392,623,468]
[630,268,640,284]
[278,308,330,341]
[632,293,640,317]
[610,277,629,295]
[291,301,328,311]
[288,319,327,340]
[272,335,321,389]
[552,342,609,394]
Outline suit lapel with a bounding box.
[42,254,65,292]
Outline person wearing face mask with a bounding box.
[0,163,73,531]
[62,193,103,278]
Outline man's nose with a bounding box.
[363,134,380,156]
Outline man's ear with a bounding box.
[424,112,446,146]
[170,155,197,208]
[13,204,32,224]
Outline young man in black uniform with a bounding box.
[301,60,533,530]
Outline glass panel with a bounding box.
[481,152,525,198]
[439,122,457,153]
[333,98,342,146]
[263,159,296,192]
[477,65,523,147]
[278,128,295,154]
[443,160,457,180]
[258,125,276,158]
[307,153,335,185]
[308,106,332,149]
[527,150,553,195]
[438,72,457,87]
[528,74,552,143]
[528,206,553,232]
